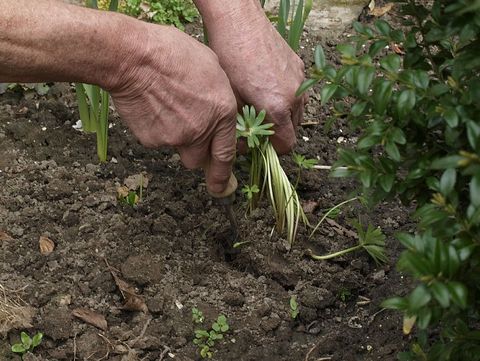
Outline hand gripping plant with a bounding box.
[237,105,307,244]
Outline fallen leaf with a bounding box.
[72,308,108,331]
[403,315,417,335]
[109,267,148,313]
[124,173,149,191]
[0,231,13,241]
[368,0,375,11]
[116,186,130,199]
[391,42,405,55]
[369,2,394,17]
[39,236,55,255]
[302,200,319,214]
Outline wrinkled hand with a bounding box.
[108,24,237,194]
[204,3,307,154]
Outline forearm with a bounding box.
[0,0,140,89]
[193,0,266,33]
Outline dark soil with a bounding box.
[1,9,412,361]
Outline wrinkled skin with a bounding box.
[108,25,237,195]
[197,0,307,154]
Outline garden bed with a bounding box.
[0,18,411,361]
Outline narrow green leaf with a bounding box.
[320,84,339,105]
[314,45,326,69]
[351,101,368,117]
[417,307,432,329]
[296,78,318,96]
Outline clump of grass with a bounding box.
[237,105,307,244]
[0,284,35,338]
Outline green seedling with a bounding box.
[232,240,252,248]
[192,307,205,324]
[339,288,352,302]
[289,295,299,319]
[193,314,230,359]
[308,220,388,265]
[277,0,313,51]
[75,0,118,163]
[241,184,260,202]
[292,152,317,189]
[11,331,43,358]
[237,105,307,244]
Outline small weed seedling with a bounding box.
[308,220,387,265]
[11,331,43,358]
[339,288,352,303]
[289,295,299,319]
[193,314,229,359]
[192,307,204,324]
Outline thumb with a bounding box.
[205,119,236,195]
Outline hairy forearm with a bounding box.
[0,0,140,89]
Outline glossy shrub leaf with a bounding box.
[320,84,339,106]
[337,44,356,60]
[430,155,463,169]
[385,141,401,161]
[396,89,416,119]
[373,79,393,115]
[369,40,388,57]
[375,19,391,36]
[467,121,480,150]
[430,281,450,308]
[379,174,395,192]
[380,54,402,73]
[351,101,368,117]
[417,307,432,329]
[440,169,457,195]
[444,108,459,128]
[356,67,375,95]
[447,281,467,309]
[470,174,480,206]
[382,296,408,310]
[409,285,431,311]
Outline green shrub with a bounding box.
[298,0,480,359]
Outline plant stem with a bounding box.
[310,197,358,237]
[308,244,362,260]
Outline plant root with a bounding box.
[0,283,35,338]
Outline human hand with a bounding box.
[107,24,237,194]
[197,1,307,154]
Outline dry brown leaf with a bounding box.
[369,2,394,17]
[0,231,13,242]
[391,42,405,55]
[109,268,148,313]
[72,308,108,331]
[302,200,319,214]
[116,186,130,199]
[39,236,55,255]
[124,173,149,191]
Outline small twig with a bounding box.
[305,342,319,361]
[128,315,152,348]
[313,165,348,171]
[96,333,113,361]
[158,345,172,361]
[300,121,319,126]
[73,332,77,361]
